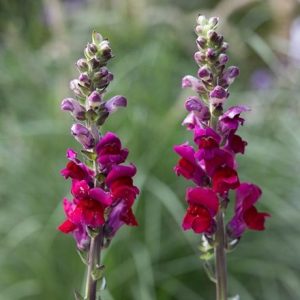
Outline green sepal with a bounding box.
[87,227,100,238]
[74,290,84,300]
[96,111,109,126]
[199,249,214,261]
[76,249,88,265]
[91,264,105,281]
[86,109,99,122]
[81,150,97,161]
[92,31,103,45]
[203,261,216,283]
[198,234,214,252]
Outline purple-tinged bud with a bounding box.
[195,25,204,35]
[70,79,90,96]
[207,30,218,42]
[61,98,86,120]
[92,31,103,45]
[196,37,207,49]
[182,75,206,93]
[94,72,114,89]
[99,40,112,59]
[208,17,219,28]
[93,67,109,81]
[185,96,210,122]
[88,91,102,108]
[221,66,240,87]
[84,43,98,59]
[218,54,229,65]
[90,57,101,70]
[221,42,229,52]
[209,85,229,105]
[197,65,212,81]
[206,48,217,61]
[76,58,89,73]
[88,43,98,54]
[79,73,91,88]
[71,124,95,149]
[197,15,207,26]
[105,95,127,113]
[185,96,205,111]
[194,51,206,64]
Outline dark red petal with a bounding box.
[58,219,77,233]
[182,204,213,234]
[121,208,138,226]
[244,206,270,231]
[212,166,240,193]
[191,212,211,233]
[186,187,219,216]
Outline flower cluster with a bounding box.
[174,16,270,241]
[58,32,139,251]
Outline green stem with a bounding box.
[215,210,227,300]
[85,232,103,300]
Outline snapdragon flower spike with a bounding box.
[173,14,269,269]
[58,31,139,300]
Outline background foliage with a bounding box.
[0,0,300,299]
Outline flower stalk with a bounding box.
[85,232,103,300]
[215,210,227,300]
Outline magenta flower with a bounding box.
[227,183,270,238]
[60,149,94,182]
[96,132,129,171]
[173,143,207,186]
[218,105,250,136]
[106,164,139,206]
[182,187,218,234]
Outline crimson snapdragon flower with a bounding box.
[173,15,270,299]
[57,31,139,300]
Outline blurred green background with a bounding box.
[1,0,300,299]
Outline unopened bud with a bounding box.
[209,85,229,105]
[198,65,212,81]
[197,15,207,26]
[88,91,102,109]
[218,54,229,65]
[196,37,207,49]
[76,58,89,73]
[71,124,95,149]
[182,75,206,93]
[206,48,217,61]
[92,31,103,45]
[194,51,206,64]
[208,17,219,28]
[105,95,127,113]
[61,98,86,120]
[221,42,229,52]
